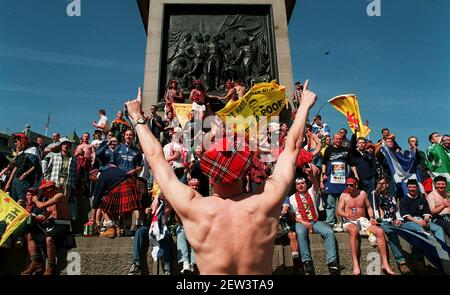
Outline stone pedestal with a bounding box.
[137,0,296,115]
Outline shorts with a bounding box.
[343,217,371,233]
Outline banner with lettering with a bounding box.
[328,94,371,138]
[172,103,193,128]
[216,80,287,133]
[0,190,29,246]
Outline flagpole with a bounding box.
[44,112,50,137]
[314,100,329,117]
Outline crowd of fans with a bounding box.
[0,79,448,276]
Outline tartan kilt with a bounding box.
[99,177,142,215]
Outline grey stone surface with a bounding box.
[2,235,448,275]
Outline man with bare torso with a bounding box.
[337,177,395,275]
[125,80,317,274]
[427,176,450,237]
[75,132,95,164]
[21,180,71,275]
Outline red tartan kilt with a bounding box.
[100,178,142,215]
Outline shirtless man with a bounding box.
[125,79,317,274]
[22,180,71,275]
[426,176,450,237]
[212,80,238,102]
[234,80,247,98]
[337,177,395,275]
[75,132,96,165]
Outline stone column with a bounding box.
[138,0,296,116]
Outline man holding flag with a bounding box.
[328,94,371,139]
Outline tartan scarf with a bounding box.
[295,191,318,222]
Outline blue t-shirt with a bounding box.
[113,143,142,173]
[322,146,350,194]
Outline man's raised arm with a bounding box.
[263,80,317,207]
[125,88,196,217]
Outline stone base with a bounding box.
[1,234,447,275]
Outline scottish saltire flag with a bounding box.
[386,225,450,274]
[380,142,423,195]
[149,201,167,261]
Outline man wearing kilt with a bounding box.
[91,166,144,238]
[112,129,145,235]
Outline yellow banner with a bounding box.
[216,80,287,132]
[172,103,193,128]
[0,190,29,246]
[328,94,371,138]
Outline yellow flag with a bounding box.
[172,103,193,128]
[328,94,371,138]
[216,80,287,133]
[0,190,29,246]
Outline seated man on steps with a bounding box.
[337,177,395,275]
[124,80,317,274]
[282,165,342,275]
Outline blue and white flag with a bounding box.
[386,225,450,274]
[380,142,423,195]
[149,200,168,261]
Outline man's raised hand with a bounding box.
[300,79,317,109]
[125,87,143,122]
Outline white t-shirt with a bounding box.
[286,187,318,221]
[91,139,104,149]
[97,115,109,132]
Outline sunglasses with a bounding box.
[347,184,357,187]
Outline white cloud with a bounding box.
[0,45,142,72]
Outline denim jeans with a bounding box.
[176,224,196,264]
[133,225,172,271]
[379,221,406,264]
[400,220,446,260]
[295,221,337,264]
[324,193,339,225]
[133,226,150,267]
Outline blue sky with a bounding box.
[0,0,449,149]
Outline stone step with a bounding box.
[1,234,447,275]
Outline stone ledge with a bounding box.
[1,234,448,275]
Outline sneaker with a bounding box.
[328,261,343,275]
[304,261,315,275]
[291,251,299,259]
[181,261,191,274]
[15,237,24,248]
[333,223,344,233]
[128,263,141,275]
[398,263,411,275]
[99,226,116,238]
